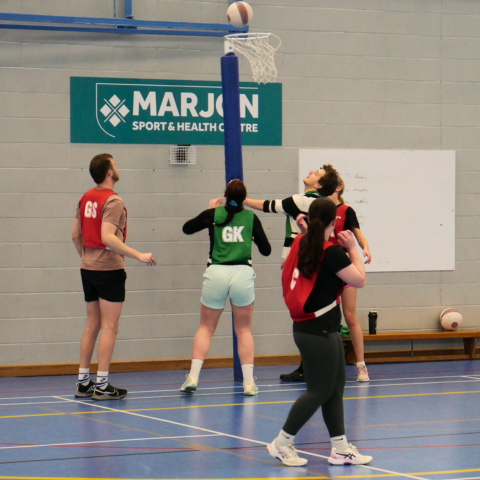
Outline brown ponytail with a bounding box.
[297,198,337,278]
[215,179,247,227]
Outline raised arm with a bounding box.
[252,214,272,257]
[182,209,215,235]
[243,198,266,211]
[335,231,366,288]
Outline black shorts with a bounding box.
[80,269,127,303]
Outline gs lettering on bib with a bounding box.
[79,188,127,249]
[84,201,98,219]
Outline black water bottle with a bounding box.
[368,311,378,335]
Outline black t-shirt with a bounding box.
[293,241,351,336]
[343,206,360,231]
[182,208,271,264]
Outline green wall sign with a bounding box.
[70,77,282,145]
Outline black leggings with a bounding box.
[282,332,346,438]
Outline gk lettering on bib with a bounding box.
[222,226,244,242]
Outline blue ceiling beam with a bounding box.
[0,12,247,36]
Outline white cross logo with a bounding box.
[99,95,130,127]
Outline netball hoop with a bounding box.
[224,32,281,84]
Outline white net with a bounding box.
[224,33,281,84]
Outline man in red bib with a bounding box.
[72,154,156,400]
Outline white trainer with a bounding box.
[357,364,370,382]
[266,440,308,467]
[180,375,198,393]
[243,382,258,396]
[328,444,372,465]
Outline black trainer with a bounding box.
[280,369,305,382]
[92,383,128,401]
[75,380,96,398]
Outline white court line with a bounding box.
[444,478,480,480]
[0,374,477,401]
[0,434,220,451]
[2,378,480,406]
[0,401,77,407]
[54,396,428,480]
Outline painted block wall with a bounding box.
[0,0,479,366]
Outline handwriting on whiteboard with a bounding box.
[338,171,369,227]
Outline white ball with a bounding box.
[440,308,463,331]
[227,1,253,28]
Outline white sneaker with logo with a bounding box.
[357,364,370,382]
[243,382,258,396]
[266,440,308,467]
[328,444,372,465]
[180,375,198,393]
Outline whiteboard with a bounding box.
[299,149,456,272]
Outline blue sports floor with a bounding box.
[1,360,480,480]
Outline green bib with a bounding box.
[212,207,254,264]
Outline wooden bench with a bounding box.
[344,329,480,364]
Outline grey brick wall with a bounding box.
[0,0,479,366]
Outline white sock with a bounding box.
[78,368,90,386]
[331,435,349,452]
[189,359,203,379]
[96,371,109,390]
[357,361,366,367]
[241,364,254,384]
[275,429,295,448]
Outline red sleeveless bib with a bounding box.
[79,188,127,249]
[281,234,342,322]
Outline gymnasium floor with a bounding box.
[1,360,479,480]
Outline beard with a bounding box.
[112,171,120,182]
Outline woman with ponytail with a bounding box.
[180,180,271,396]
[267,198,372,467]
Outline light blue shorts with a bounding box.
[201,264,256,310]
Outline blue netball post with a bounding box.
[221,33,281,381]
[221,49,244,381]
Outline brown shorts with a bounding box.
[80,269,126,303]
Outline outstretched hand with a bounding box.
[295,214,308,233]
[139,253,157,266]
[363,248,372,264]
[209,197,223,208]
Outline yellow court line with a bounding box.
[1,471,480,480]
[0,477,330,480]
[410,467,480,475]
[343,389,480,400]
[2,390,480,420]
[365,417,480,427]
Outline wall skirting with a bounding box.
[0,355,302,378]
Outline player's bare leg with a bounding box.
[79,300,101,369]
[192,304,223,360]
[342,287,369,382]
[97,299,123,372]
[232,303,257,395]
[181,304,223,393]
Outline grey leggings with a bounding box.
[282,331,346,438]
